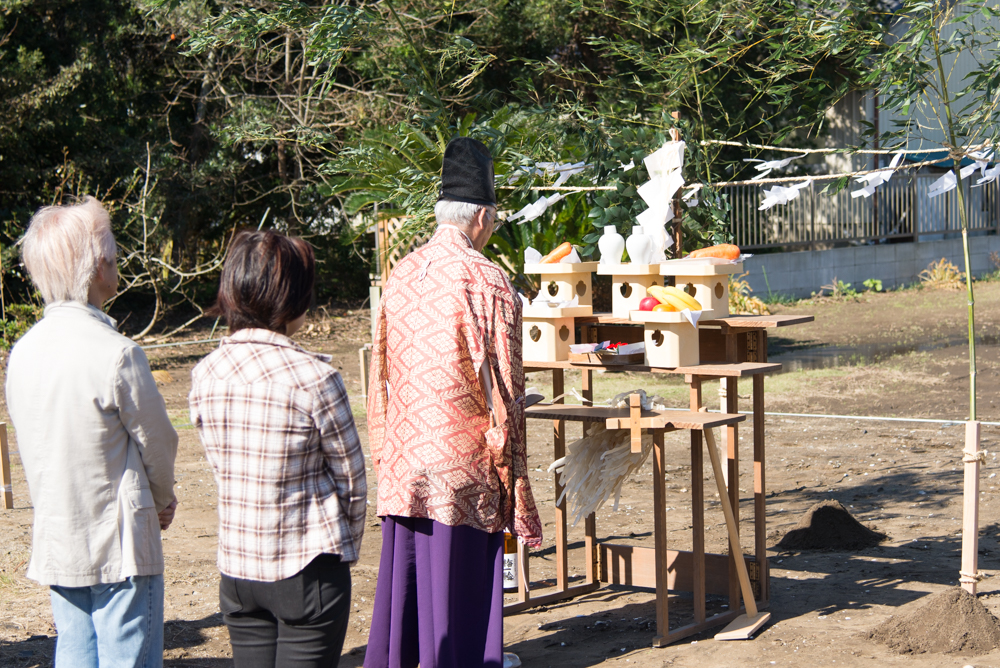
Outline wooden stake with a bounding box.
[961,420,981,595]
[1,423,12,510]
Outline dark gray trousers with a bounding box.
[220,553,351,668]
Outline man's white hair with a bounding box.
[434,199,494,227]
[20,196,117,304]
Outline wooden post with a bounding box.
[688,376,706,624]
[753,368,768,604]
[961,420,982,594]
[581,369,598,585]
[1,423,12,510]
[651,429,670,645]
[725,376,740,609]
[669,111,683,258]
[552,368,568,591]
[359,345,371,397]
[629,394,642,453]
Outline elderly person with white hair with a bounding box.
[5,196,178,668]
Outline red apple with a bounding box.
[639,296,659,311]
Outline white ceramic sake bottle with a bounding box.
[598,225,625,265]
[625,225,653,265]
[641,219,668,262]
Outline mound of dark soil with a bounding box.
[865,588,1000,656]
[776,499,887,551]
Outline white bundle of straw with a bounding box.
[548,390,666,525]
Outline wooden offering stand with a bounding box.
[627,310,700,368]
[659,259,744,320]
[522,262,596,362]
[597,263,663,318]
[508,312,813,646]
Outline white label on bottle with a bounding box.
[503,553,517,591]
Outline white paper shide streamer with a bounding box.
[636,142,685,261]
[851,150,904,198]
[928,149,994,197]
[744,153,806,180]
[758,179,811,211]
[506,161,589,223]
[508,193,566,224]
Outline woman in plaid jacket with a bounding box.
[190,230,367,668]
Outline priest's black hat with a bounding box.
[439,136,496,206]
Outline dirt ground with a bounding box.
[7,282,1000,666]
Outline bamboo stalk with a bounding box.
[931,12,981,597]
[961,421,982,594]
[1,423,12,510]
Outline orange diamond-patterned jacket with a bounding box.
[367,225,543,546]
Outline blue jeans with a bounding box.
[49,574,164,668]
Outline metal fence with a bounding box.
[727,173,1000,250]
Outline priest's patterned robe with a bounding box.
[367,225,543,547]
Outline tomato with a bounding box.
[639,296,660,311]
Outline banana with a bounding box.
[647,285,702,311]
[645,286,681,310]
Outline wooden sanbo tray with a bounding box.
[567,351,645,366]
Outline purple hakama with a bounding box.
[363,516,504,668]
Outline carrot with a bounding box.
[687,243,740,260]
[539,241,574,264]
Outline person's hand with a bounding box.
[158,498,178,531]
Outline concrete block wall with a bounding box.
[742,234,1000,298]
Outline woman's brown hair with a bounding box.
[215,230,315,334]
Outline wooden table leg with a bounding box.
[652,429,670,646]
[1,424,12,510]
[725,376,740,610]
[581,368,598,585]
[688,376,706,624]
[553,368,568,592]
[753,361,768,605]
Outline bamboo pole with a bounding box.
[961,421,982,594]
[930,20,983,597]
[1,423,12,510]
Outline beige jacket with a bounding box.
[6,302,177,587]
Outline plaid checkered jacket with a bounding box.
[190,329,367,581]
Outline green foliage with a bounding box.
[580,124,666,257]
[818,278,857,299]
[863,278,883,292]
[1,303,42,350]
[488,192,594,294]
[729,272,770,315]
[578,121,732,257]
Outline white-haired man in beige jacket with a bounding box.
[5,196,178,668]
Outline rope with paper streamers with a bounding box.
[496,140,1000,219]
[699,139,991,155]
